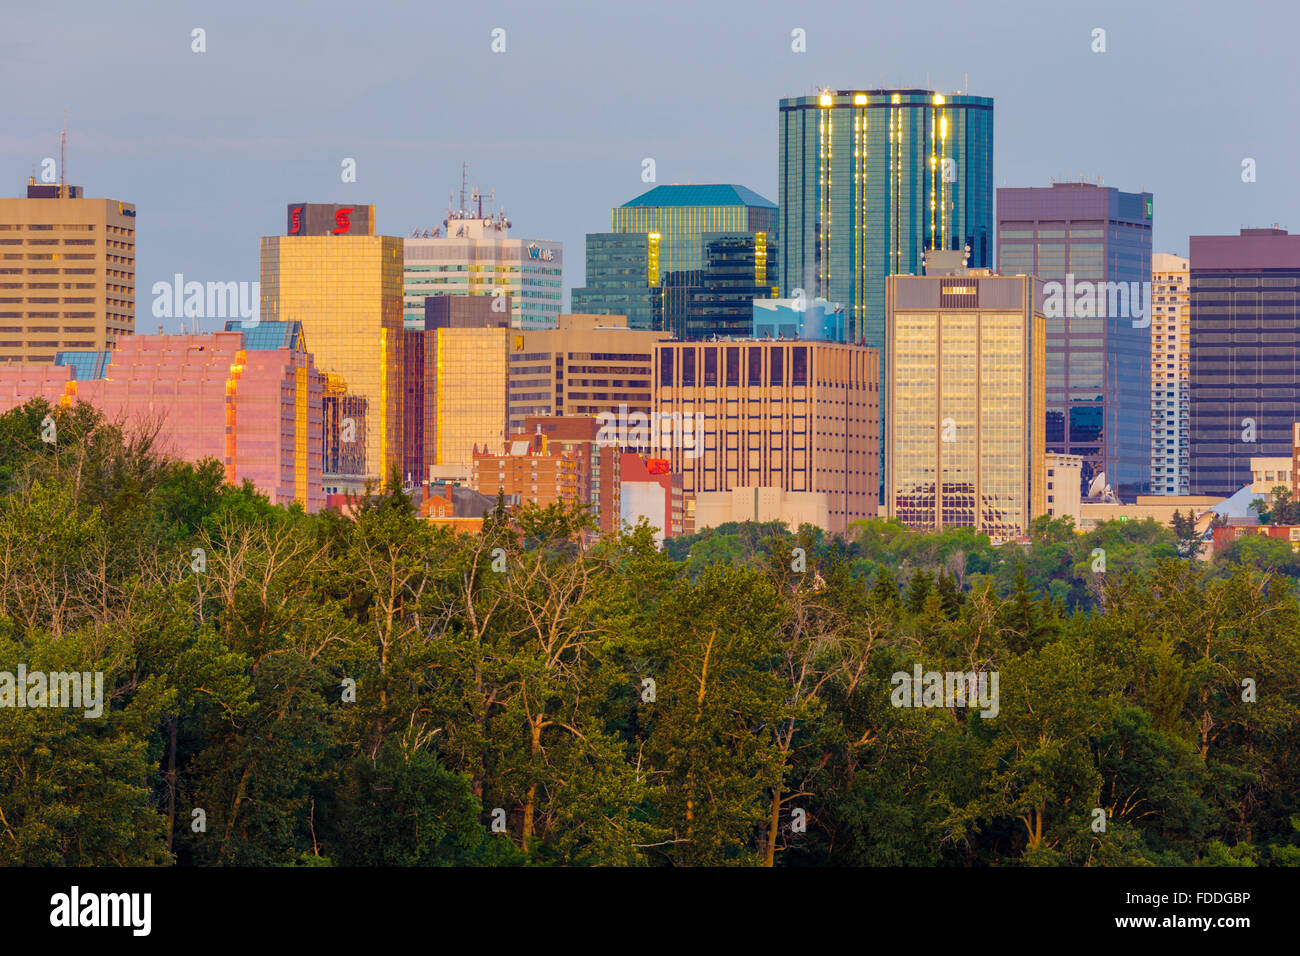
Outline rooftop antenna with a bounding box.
[459,161,469,216]
[60,110,67,199]
[964,73,968,94]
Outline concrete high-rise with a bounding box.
[507,313,670,433]
[403,192,561,331]
[0,178,135,364]
[885,255,1046,542]
[1150,253,1190,495]
[997,182,1153,498]
[778,89,994,349]
[261,202,404,481]
[1188,227,1300,496]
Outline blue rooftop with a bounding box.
[620,184,777,210]
[55,351,111,380]
[223,320,306,352]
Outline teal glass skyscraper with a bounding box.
[574,184,779,338]
[778,89,994,349]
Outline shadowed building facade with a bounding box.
[997,182,1153,498]
[573,184,778,338]
[1189,227,1300,496]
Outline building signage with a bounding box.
[286,203,372,237]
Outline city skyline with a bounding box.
[3,0,1295,331]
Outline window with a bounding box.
[792,347,807,386]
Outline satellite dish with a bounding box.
[1087,471,1108,499]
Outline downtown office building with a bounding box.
[778,89,994,351]
[1188,227,1300,496]
[573,184,778,339]
[885,261,1046,542]
[997,182,1153,499]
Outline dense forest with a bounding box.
[2,398,1298,867]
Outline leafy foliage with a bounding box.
[1,399,1298,867]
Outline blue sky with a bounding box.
[2,0,1294,328]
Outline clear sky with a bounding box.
[2,0,1294,328]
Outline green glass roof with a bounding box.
[620,184,777,210]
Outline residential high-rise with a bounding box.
[778,89,994,349]
[0,178,135,364]
[403,192,561,330]
[261,202,404,481]
[573,185,778,338]
[1188,227,1300,496]
[507,313,670,433]
[653,339,880,534]
[996,182,1153,498]
[523,416,622,533]
[884,257,1046,541]
[471,431,581,507]
[1150,253,1190,495]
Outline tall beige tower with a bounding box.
[885,261,1046,542]
[0,179,135,363]
[1150,253,1189,495]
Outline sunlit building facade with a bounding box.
[885,268,1046,541]
[0,178,135,364]
[261,204,404,482]
[403,215,561,331]
[0,325,323,510]
[429,324,510,478]
[653,339,881,534]
[507,313,669,433]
